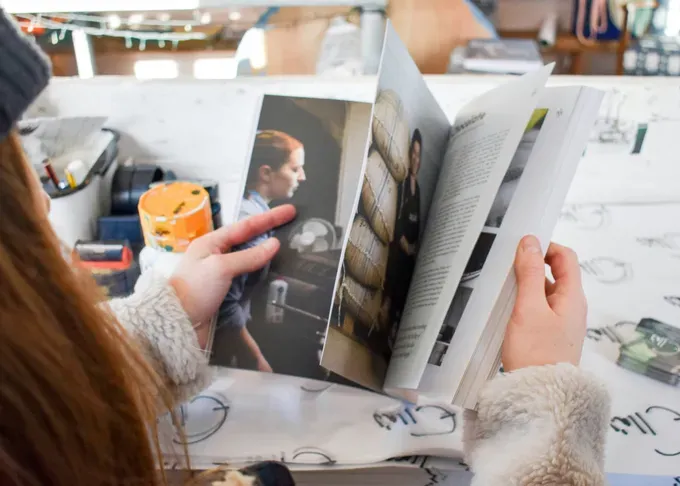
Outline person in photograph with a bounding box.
[384,129,422,345]
[213,129,306,372]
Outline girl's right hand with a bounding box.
[502,235,588,372]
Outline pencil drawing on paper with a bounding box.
[559,204,611,230]
[636,233,680,250]
[609,405,680,457]
[586,321,637,344]
[373,403,458,437]
[580,256,633,284]
[287,447,337,465]
[172,392,230,445]
[589,89,637,145]
[664,296,680,308]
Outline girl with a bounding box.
[0,10,610,486]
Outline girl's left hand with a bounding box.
[169,205,296,344]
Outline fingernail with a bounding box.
[264,238,279,250]
[522,235,541,254]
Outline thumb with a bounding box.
[219,237,281,277]
[514,235,547,309]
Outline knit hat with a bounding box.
[0,9,52,142]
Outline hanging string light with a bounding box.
[107,14,121,29]
[15,13,208,43]
[21,11,218,29]
[16,9,355,52]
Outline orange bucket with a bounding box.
[138,181,214,253]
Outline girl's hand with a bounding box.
[502,235,588,372]
[169,205,296,345]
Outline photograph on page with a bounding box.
[209,94,372,385]
[321,23,452,391]
[383,66,553,392]
[485,109,548,228]
[427,109,549,368]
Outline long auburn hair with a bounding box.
[0,131,186,485]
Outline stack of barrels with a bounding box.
[338,89,410,334]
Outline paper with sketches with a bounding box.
[553,203,680,475]
[18,116,109,163]
[566,86,680,204]
[159,368,464,467]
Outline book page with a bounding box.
[424,108,549,373]
[383,65,554,391]
[416,86,604,405]
[209,94,373,388]
[454,87,605,408]
[321,23,451,391]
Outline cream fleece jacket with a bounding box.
[110,274,611,486]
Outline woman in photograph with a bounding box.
[385,129,422,344]
[213,130,306,373]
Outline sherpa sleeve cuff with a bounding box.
[464,363,611,486]
[107,270,214,407]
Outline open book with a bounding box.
[209,22,604,409]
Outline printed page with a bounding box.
[416,86,605,405]
[383,64,554,391]
[209,94,373,388]
[321,22,452,391]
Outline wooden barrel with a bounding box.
[372,89,409,183]
[337,272,383,331]
[361,149,398,244]
[345,214,389,289]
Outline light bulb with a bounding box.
[184,24,192,32]
[200,12,211,24]
[107,14,121,29]
[158,13,171,22]
[229,11,242,21]
[128,13,144,26]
